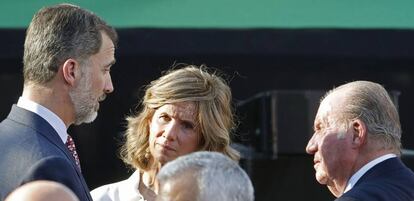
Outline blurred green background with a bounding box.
[1,0,414,29]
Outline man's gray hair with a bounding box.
[157,151,254,201]
[324,80,402,153]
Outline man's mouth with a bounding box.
[98,94,106,102]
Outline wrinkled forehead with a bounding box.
[170,102,196,116]
[157,102,198,123]
[318,99,333,117]
[315,92,346,124]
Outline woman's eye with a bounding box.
[158,115,171,123]
[182,122,194,130]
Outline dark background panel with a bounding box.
[1,28,414,201]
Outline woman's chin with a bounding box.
[156,155,175,166]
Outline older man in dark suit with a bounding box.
[306,81,414,201]
[0,4,117,201]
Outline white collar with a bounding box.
[17,96,68,143]
[119,171,143,201]
[91,170,144,201]
[344,153,397,193]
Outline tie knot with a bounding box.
[66,134,75,146]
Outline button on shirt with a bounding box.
[17,96,68,143]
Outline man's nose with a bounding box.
[305,134,317,154]
[104,74,114,94]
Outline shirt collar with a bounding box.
[119,171,143,201]
[17,96,68,143]
[344,153,397,193]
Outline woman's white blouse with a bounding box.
[91,171,145,201]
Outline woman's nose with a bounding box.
[162,122,178,141]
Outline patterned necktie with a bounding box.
[66,134,81,171]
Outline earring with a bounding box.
[144,147,151,159]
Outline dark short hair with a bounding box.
[23,3,117,84]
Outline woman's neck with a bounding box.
[139,170,158,201]
[142,168,160,194]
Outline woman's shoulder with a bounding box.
[90,180,126,201]
[91,171,142,201]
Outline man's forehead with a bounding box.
[159,177,198,201]
[315,91,349,127]
[315,94,341,126]
[317,98,334,119]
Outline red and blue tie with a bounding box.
[66,135,81,171]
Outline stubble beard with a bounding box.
[69,70,99,125]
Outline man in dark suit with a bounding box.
[306,81,414,201]
[0,3,117,201]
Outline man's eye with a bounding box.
[314,125,324,135]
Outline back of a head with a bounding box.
[325,80,401,153]
[23,3,117,85]
[5,180,79,201]
[157,151,254,201]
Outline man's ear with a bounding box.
[352,119,367,148]
[62,59,79,86]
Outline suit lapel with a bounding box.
[8,105,73,162]
[7,105,92,200]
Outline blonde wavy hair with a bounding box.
[120,65,240,172]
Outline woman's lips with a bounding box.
[159,143,176,152]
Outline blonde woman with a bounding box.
[91,65,239,201]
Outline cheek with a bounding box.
[179,133,200,153]
[148,120,162,138]
[148,122,158,148]
[98,76,107,91]
[320,141,337,160]
[91,72,106,91]
[318,135,350,172]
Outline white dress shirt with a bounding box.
[343,153,397,193]
[17,96,68,143]
[91,171,145,201]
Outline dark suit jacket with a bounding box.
[336,157,414,201]
[0,105,92,201]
